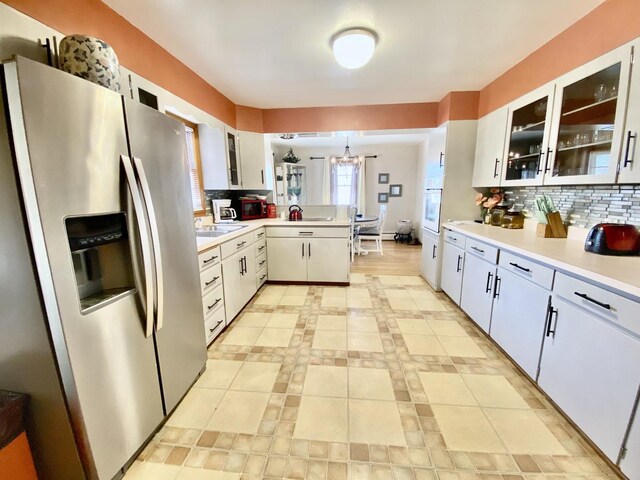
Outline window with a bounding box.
[167,113,206,214]
[331,164,357,205]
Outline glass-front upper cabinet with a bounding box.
[501,84,556,186]
[545,46,632,184]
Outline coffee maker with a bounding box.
[211,199,237,223]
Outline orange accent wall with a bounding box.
[0,433,38,480]
[479,0,640,117]
[3,0,237,126]
[261,103,439,133]
[236,105,264,132]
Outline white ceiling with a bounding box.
[270,130,429,148]
[103,0,603,109]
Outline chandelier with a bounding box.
[331,138,364,169]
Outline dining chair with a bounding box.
[357,205,387,255]
[348,206,359,262]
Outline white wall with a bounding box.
[272,145,329,205]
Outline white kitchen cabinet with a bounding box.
[620,397,640,479]
[460,252,496,334]
[618,40,640,183]
[425,126,447,178]
[538,296,640,462]
[198,123,228,190]
[420,228,440,290]
[222,247,256,322]
[225,126,242,189]
[472,106,509,187]
[440,241,464,305]
[238,131,272,190]
[490,267,549,379]
[266,238,307,281]
[307,238,350,283]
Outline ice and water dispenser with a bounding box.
[65,213,136,313]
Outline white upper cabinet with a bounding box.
[472,106,509,187]
[545,44,633,185]
[425,126,447,179]
[225,126,243,189]
[237,131,274,190]
[199,122,228,190]
[501,84,556,187]
[618,41,640,183]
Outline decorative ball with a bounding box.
[59,35,121,93]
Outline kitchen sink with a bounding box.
[195,224,247,237]
[290,217,333,222]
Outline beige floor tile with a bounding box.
[294,396,348,442]
[400,276,426,285]
[349,399,406,446]
[408,289,438,301]
[123,461,180,480]
[196,360,242,389]
[349,367,395,400]
[347,297,373,309]
[175,467,240,479]
[312,330,347,350]
[316,315,347,331]
[321,296,347,308]
[403,335,446,356]
[388,298,419,311]
[348,332,384,352]
[427,320,468,336]
[346,287,371,298]
[396,318,433,335]
[278,295,306,306]
[438,336,486,358]
[207,391,269,434]
[347,316,379,333]
[167,387,225,429]
[285,285,309,296]
[384,289,412,299]
[323,287,347,297]
[255,328,293,347]
[235,312,270,328]
[303,365,348,397]
[432,405,505,453]
[350,273,367,283]
[379,275,402,285]
[418,372,476,406]
[252,294,282,305]
[462,375,529,409]
[229,362,280,392]
[484,409,567,455]
[265,313,299,329]
[222,327,262,346]
[414,298,447,311]
[261,285,288,295]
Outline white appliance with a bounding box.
[212,199,237,223]
[422,176,443,233]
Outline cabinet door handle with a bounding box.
[493,275,501,299]
[536,150,543,174]
[203,255,218,264]
[574,291,611,310]
[239,257,244,275]
[471,246,484,254]
[545,299,558,337]
[456,255,462,273]
[544,148,552,173]
[485,271,493,294]
[207,298,221,310]
[261,169,264,185]
[439,152,444,168]
[432,244,436,259]
[243,256,248,274]
[493,158,499,178]
[302,243,305,258]
[308,242,311,257]
[623,130,637,168]
[509,262,530,273]
[205,276,220,286]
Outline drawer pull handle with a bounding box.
[471,246,485,254]
[207,298,221,310]
[259,260,266,266]
[203,255,218,264]
[509,262,530,273]
[574,292,611,310]
[258,245,265,251]
[260,274,267,281]
[298,231,313,236]
[258,232,264,238]
[485,271,493,293]
[237,241,247,247]
[205,276,220,286]
[209,319,224,333]
[448,236,457,242]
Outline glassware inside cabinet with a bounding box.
[552,63,621,178]
[505,96,549,181]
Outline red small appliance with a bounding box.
[267,203,277,218]
[584,223,640,256]
[238,199,267,220]
[289,205,303,221]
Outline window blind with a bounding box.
[184,125,204,211]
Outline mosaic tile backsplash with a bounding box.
[504,184,640,228]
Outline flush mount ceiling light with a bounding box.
[331,28,377,69]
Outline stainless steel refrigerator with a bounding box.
[0,56,206,479]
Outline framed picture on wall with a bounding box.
[389,184,403,197]
[378,173,389,184]
[378,192,389,203]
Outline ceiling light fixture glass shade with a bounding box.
[331,138,364,169]
[331,28,377,69]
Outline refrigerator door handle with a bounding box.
[121,155,155,337]
[133,157,164,332]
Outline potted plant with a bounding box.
[475,188,505,224]
[282,148,301,164]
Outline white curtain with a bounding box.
[356,156,366,214]
[321,156,331,204]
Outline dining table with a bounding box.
[353,215,379,255]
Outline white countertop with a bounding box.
[196,218,351,253]
[443,222,640,301]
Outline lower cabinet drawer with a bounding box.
[254,239,267,257]
[202,285,224,318]
[498,250,554,290]
[198,246,221,271]
[256,268,268,288]
[465,237,498,264]
[200,263,222,295]
[443,229,466,249]
[255,252,267,271]
[204,306,226,345]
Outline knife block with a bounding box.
[536,223,553,238]
[546,211,567,238]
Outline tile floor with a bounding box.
[125,275,620,480]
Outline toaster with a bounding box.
[584,223,640,256]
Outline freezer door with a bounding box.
[123,99,206,413]
[4,57,164,480]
